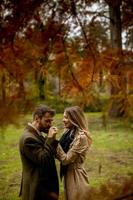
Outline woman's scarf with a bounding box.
[59,128,76,179]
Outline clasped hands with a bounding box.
[48,126,58,139]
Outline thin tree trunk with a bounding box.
[108,0,124,117]
[109,1,122,49]
[38,73,45,100]
[1,72,6,102]
[58,67,61,96]
[18,79,25,99]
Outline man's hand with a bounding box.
[47,127,58,138]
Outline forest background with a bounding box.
[0,0,133,200]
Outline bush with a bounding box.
[34,96,72,113]
[84,96,109,112]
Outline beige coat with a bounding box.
[57,131,90,200]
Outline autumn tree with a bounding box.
[0,0,133,126]
[102,0,133,117]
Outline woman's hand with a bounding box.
[47,126,58,139]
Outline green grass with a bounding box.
[0,113,133,200]
[0,125,22,200]
[85,114,133,188]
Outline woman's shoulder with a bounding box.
[75,130,88,141]
[76,130,92,144]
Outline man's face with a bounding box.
[38,112,54,133]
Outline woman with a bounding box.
[56,106,92,200]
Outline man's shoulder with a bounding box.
[19,127,36,141]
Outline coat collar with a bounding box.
[27,122,41,136]
[26,123,47,141]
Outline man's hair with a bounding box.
[33,105,55,119]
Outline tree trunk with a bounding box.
[109,1,122,49]
[38,73,45,100]
[1,72,6,102]
[18,79,25,99]
[108,0,123,117]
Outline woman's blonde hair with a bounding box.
[64,106,92,144]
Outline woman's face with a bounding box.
[63,112,73,129]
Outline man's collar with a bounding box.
[28,122,42,136]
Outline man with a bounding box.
[19,105,59,200]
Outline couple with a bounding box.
[19,105,92,200]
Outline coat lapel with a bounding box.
[26,125,46,143]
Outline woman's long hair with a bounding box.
[64,106,92,145]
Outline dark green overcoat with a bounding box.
[19,125,59,200]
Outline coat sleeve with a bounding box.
[56,133,89,165]
[21,136,58,167]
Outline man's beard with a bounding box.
[39,126,51,133]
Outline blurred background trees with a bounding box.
[0,0,133,126]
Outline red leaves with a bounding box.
[0,0,45,44]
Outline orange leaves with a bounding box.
[54,52,66,67]
[107,74,121,90]
[77,58,100,83]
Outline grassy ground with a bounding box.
[0,113,133,200]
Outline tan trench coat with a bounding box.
[57,131,90,200]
